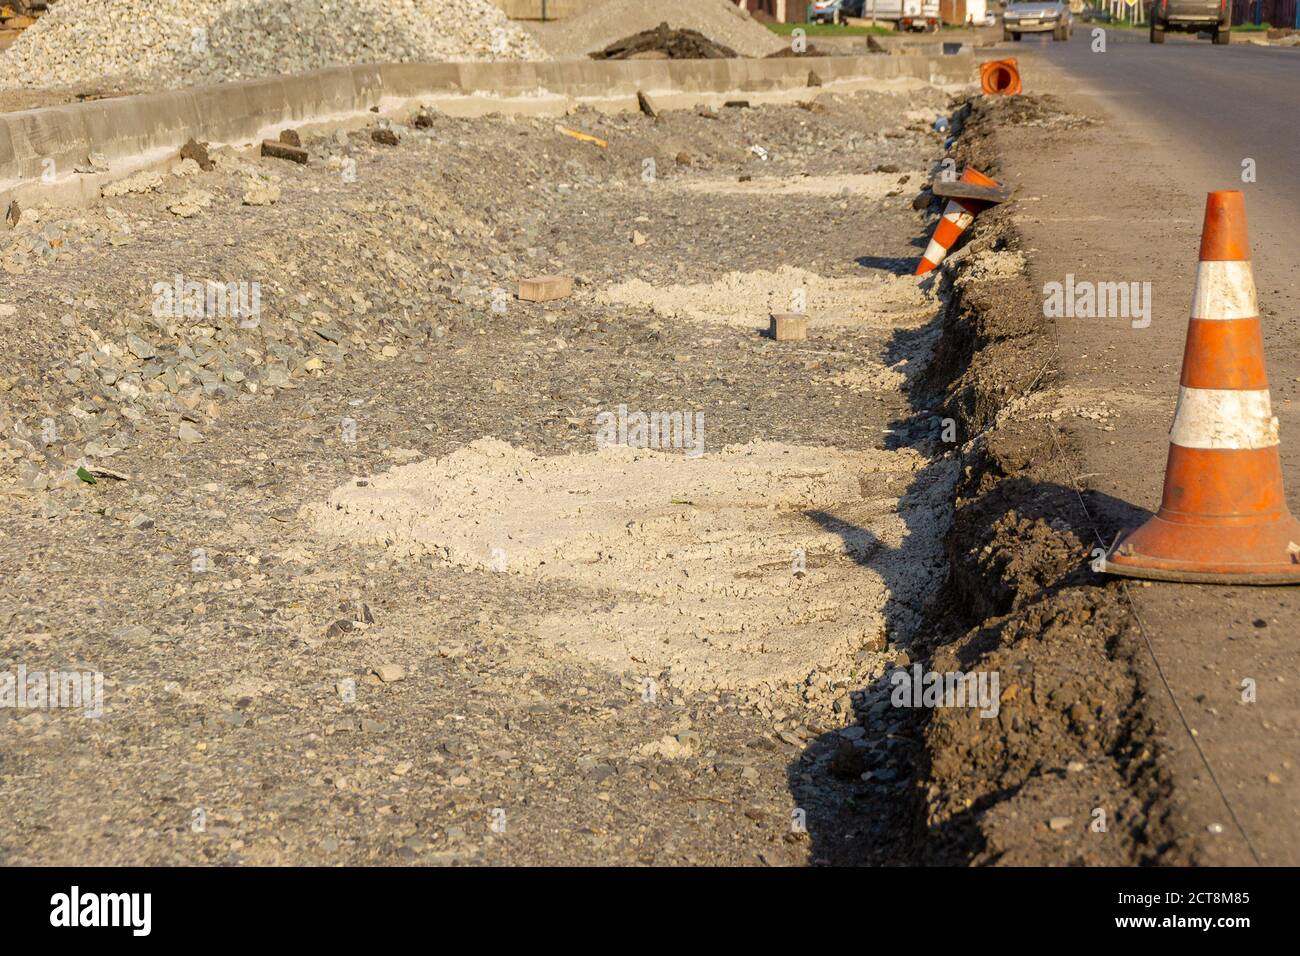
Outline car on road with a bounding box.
[1002,0,1074,40]
[808,0,865,23]
[1149,0,1231,43]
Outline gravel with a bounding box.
[0,87,957,865]
[0,0,548,92]
[527,0,787,60]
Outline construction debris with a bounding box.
[590,23,738,61]
[769,313,808,342]
[178,138,214,172]
[518,276,574,303]
[261,139,309,164]
[533,0,784,59]
[554,125,608,149]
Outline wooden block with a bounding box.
[261,139,308,164]
[769,314,808,342]
[637,91,658,119]
[519,276,573,303]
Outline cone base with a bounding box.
[1104,512,1300,585]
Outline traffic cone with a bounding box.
[980,58,1022,96]
[915,167,1000,276]
[1104,190,1300,584]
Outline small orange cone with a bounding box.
[915,167,1000,276]
[1104,190,1300,584]
[980,59,1022,96]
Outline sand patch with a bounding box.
[599,266,935,332]
[309,438,954,692]
[674,172,917,200]
[826,321,942,395]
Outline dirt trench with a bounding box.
[890,95,1195,866]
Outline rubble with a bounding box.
[0,0,547,91]
[590,23,738,61]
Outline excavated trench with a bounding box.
[888,96,1191,866]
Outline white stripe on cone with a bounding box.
[1169,386,1279,450]
[921,238,946,267]
[921,203,975,270]
[1190,260,1258,321]
[943,204,975,231]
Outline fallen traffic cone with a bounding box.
[915,167,1000,276]
[1104,190,1300,584]
[980,58,1022,96]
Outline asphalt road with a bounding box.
[1019,27,1299,223]
[990,33,1300,864]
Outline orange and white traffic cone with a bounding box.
[914,167,1001,276]
[980,59,1022,96]
[1104,190,1300,584]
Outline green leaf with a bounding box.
[76,466,97,485]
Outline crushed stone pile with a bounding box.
[528,0,786,60]
[0,0,547,91]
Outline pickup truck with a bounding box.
[1150,0,1231,43]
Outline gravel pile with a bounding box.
[528,0,786,60]
[0,0,548,91]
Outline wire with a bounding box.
[1048,424,1263,866]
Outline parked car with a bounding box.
[808,0,866,23]
[1002,0,1073,40]
[1149,0,1231,43]
[1078,4,1113,21]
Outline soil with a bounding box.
[7,43,1282,868]
[0,85,969,866]
[590,24,738,61]
[526,0,786,60]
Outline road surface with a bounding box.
[994,31,1300,864]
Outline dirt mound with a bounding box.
[309,438,955,693]
[0,0,546,91]
[590,23,738,60]
[902,96,1188,866]
[528,0,785,59]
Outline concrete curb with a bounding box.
[2,53,972,204]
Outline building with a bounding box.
[739,1,806,24]
[939,0,990,24]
